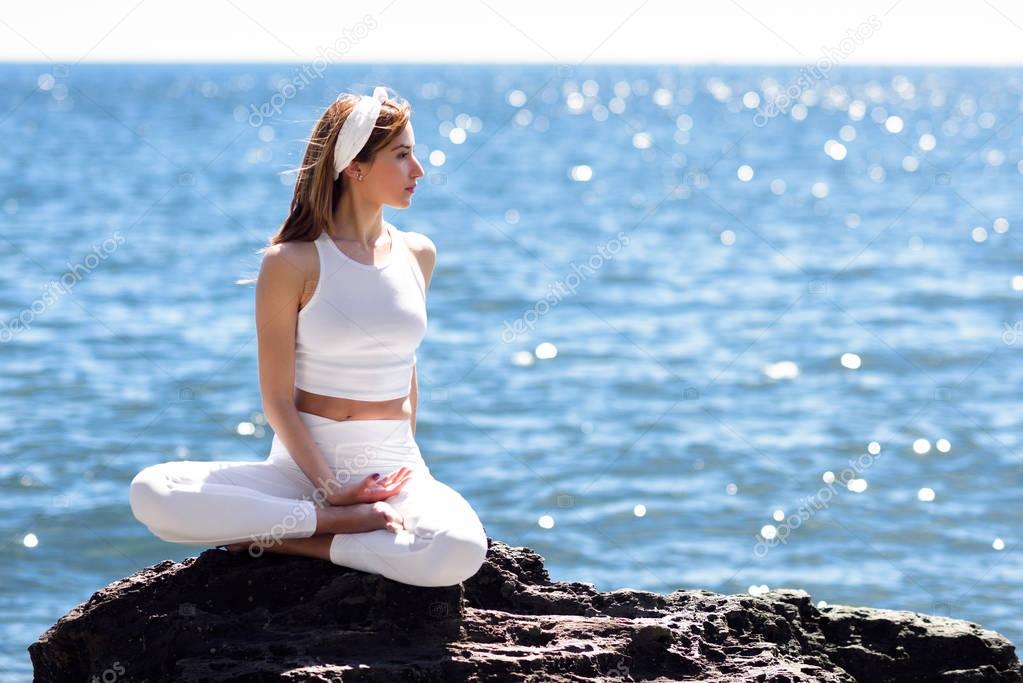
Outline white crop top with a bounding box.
[294,223,428,401]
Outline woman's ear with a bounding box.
[345,163,366,181]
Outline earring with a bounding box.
[357,172,364,181]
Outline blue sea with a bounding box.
[2,62,1022,678]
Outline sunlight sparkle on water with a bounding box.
[512,351,535,367]
[535,342,557,360]
[763,360,799,380]
[885,115,904,133]
[506,89,527,107]
[825,140,847,161]
[570,165,593,182]
[848,478,868,493]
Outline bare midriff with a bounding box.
[293,387,412,423]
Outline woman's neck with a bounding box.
[329,193,386,248]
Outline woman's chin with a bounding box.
[385,197,412,209]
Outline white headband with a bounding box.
[332,86,389,181]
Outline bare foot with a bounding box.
[218,502,404,557]
[325,501,405,534]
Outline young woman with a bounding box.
[128,86,489,587]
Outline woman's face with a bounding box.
[360,123,424,208]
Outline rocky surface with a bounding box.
[30,539,1022,682]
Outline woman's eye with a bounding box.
[399,152,409,158]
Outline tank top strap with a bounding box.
[310,231,330,279]
[313,230,337,266]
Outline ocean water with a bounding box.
[2,62,1022,678]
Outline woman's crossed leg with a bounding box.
[128,457,487,586]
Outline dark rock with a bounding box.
[29,539,1022,682]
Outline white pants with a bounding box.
[129,411,488,587]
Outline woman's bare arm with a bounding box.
[255,243,341,503]
[410,364,418,435]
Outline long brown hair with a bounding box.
[235,86,411,285]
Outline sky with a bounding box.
[1,0,1021,65]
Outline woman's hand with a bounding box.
[326,467,415,507]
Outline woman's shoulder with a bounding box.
[389,221,436,257]
[259,236,319,287]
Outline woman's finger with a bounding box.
[381,467,411,484]
[374,471,411,491]
[384,472,411,488]
[362,468,407,491]
[356,469,416,500]
[381,474,413,492]
[367,481,408,497]
[365,476,410,495]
